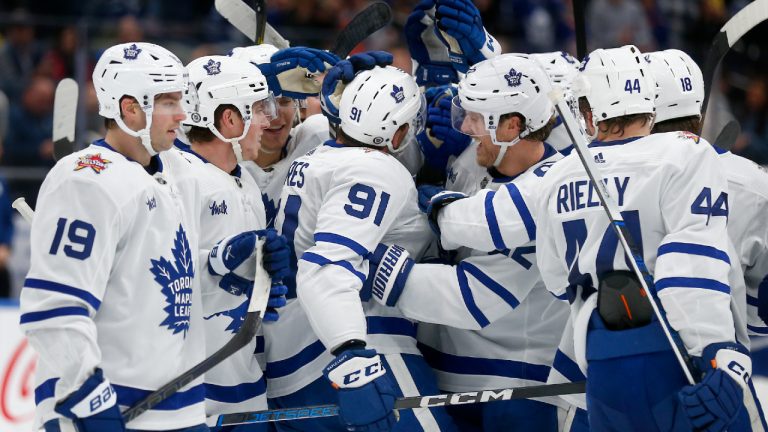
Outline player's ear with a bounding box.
[391,124,410,150]
[120,96,139,118]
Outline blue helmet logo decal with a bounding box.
[504,68,522,87]
[203,59,222,76]
[391,85,405,103]
[123,43,141,60]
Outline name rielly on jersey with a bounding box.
[555,176,630,214]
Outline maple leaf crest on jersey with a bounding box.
[74,153,112,173]
[151,224,195,337]
[204,298,249,333]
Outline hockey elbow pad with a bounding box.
[54,368,126,432]
[362,244,414,307]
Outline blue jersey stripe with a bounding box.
[366,316,417,338]
[254,335,265,354]
[418,342,550,382]
[112,383,204,410]
[314,232,369,257]
[20,306,89,324]
[459,261,520,309]
[484,192,507,251]
[300,252,366,284]
[748,295,759,307]
[748,325,768,334]
[655,277,730,294]
[205,376,266,404]
[455,265,490,328]
[266,340,326,379]
[657,242,730,264]
[24,278,101,310]
[504,184,536,241]
[552,349,586,383]
[35,377,58,404]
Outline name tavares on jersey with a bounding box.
[285,161,310,188]
[556,176,630,214]
[150,225,195,337]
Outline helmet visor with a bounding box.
[450,96,491,137]
[253,92,278,122]
[411,92,428,136]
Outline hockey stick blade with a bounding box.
[215,0,289,48]
[712,120,741,151]
[53,78,78,161]
[331,2,392,57]
[700,0,768,131]
[122,239,271,424]
[209,381,586,426]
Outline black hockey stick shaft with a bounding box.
[700,0,768,134]
[712,119,741,151]
[573,0,587,60]
[254,0,267,44]
[212,381,586,426]
[331,2,392,58]
[122,312,261,423]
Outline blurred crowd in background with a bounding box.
[0,0,766,298]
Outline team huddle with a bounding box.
[17,0,768,431]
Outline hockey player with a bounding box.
[271,59,456,432]
[364,54,571,431]
[229,44,338,226]
[426,45,761,431]
[181,55,291,428]
[21,42,205,431]
[646,49,768,338]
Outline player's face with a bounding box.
[261,96,297,154]
[240,101,272,160]
[475,135,500,167]
[150,92,186,152]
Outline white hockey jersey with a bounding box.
[20,140,206,430]
[178,145,270,415]
[439,132,740,359]
[267,141,431,397]
[241,114,328,227]
[445,140,487,193]
[716,146,768,336]
[408,144,570,400]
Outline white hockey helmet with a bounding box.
[645,49,703,123]
[451,53,554,166]
[531,51,579,104]
[92,42,188,156]
[338,66,426,154]
[572,45,655,138]
[183,55,276,162]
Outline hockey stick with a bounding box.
[207,381,586,426]
[549,91,697,385]
[12,198,34,223]
[121,239,272,424]
[700,0,768,133]
[52,78,78,161]
[712,119,741,151]
[254,0,267,44]
[573,0,587,60]
[215,0,290,48]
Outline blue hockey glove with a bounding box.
[209,229,291,295]
[361,243,414,306]
[679,343,750,432]
[434,0,500,73]
[324,348,397,431]
[263,283,288,322]
[405,0,459,86]
[417,85,470,172]
[256,47,340,99]
[418,185,468,235]
[54,368,125,432]
[320,51,393,127]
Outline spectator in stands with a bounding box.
[3,76,55,167]
[38,26,78,82]
[733,76,768,164]
[587,0,655,51]
[0,9,44,103]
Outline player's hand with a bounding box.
[678,343,749,432]
[324,348,397,431]
[209,229,291,295]
[434,0,500,73]
[54,368,126,432]
[263,283,288,322]
[405,0,458,86]
[417,84,470,173]
[418,186,468,235]
[320,51,393,127]
[257,47,340,99]
[361,243,414,307]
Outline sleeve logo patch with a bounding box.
[74,154,112,174]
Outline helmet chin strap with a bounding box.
[210,118,251,164]
[114,111,158,156]
[491,129,522,167]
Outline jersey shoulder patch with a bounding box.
[74,153,112,174]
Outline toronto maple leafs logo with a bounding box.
[151,225,195,337]
[579,55,591,72]
[204,299,249,334]
[561,51,576,64]
[123,43,141,60]
[391,85,405,103]
[74,153,112,173]
[505,68,522,87]
[203,59,221,75]
[262,194,279,228]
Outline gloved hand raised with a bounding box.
[405,0,459,86]
[434,0,501,73]
[320,51,393,127]
[256,47,340,99]
[417,84,470,173]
